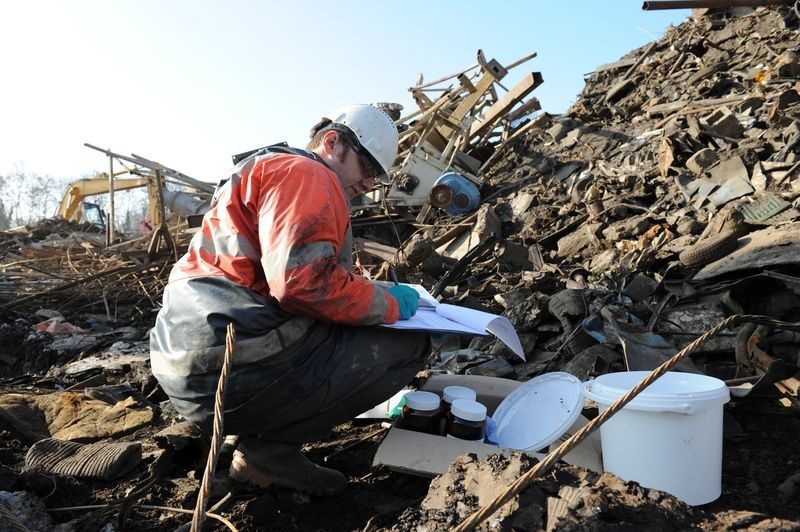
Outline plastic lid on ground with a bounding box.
[404,391,440,412]
[451,399,487,422]
[443,386,477,405]
[490,372,583,451]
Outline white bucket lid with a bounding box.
[405,390,440,412]
[451,398,487,422]
[443,386,477,404]
[491,372,583,452]
[583,371,730,415]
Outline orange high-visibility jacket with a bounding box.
[169,151,400,326]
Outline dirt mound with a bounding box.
[399,452,705,531]
[399,451,800,531]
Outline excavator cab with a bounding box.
[80,202,106,228]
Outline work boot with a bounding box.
[229,438,347,496]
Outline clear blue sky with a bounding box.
[0,1,688,184]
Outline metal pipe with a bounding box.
[84,142,215,193]
[643,0,789,9]
[107,153,114,246]
[504,51,538,71]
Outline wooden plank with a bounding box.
[436,58,507,140]
[594,56,636,74]
[412,90,434,110]
[409,62,480,91]
[505,97,541,123]
[468,72,543,139]
[458,73,476,93]
[353,238,397,262]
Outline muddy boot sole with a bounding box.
[229,453,346,497]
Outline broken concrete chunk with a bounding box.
[561,344,621,381]
[602,216,651,241]
[154,421,203,451]
[657,302,735,354]
[702,106,744,139]
[589,248,618,273]
[439,204,501,260]
[556,223,602,258]
[686,148,720,175]
[398,234,435,267]
[62,341,150,376]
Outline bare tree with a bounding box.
[0,166,152,233]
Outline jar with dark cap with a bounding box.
[446,398,487,442]
[401,391,442,435]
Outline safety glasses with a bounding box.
[349,143,384,182]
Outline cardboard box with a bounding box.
[373,374,603,477]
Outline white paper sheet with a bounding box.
[381,284,525,361]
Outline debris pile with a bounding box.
[400,452,800,531]
[363,5,800,389]
[403,453,706,530]
[1,4,800,531]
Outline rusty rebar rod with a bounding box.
[191,323,235,532]
[643,0,790,9]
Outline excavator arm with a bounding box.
[57,173,155,223]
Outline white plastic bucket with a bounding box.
[583,371,730,505]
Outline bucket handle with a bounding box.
[582,381,695,415]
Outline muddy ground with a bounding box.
[3,381,798,531]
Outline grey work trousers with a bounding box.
[182,323,430,444]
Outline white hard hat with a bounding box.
[323,104,399,175]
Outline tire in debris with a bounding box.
[679,229,740,268]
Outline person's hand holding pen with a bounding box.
[387,267,420,320]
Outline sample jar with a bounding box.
[441,386,477,417]
[401,391,442,435]
[446,398,487,442]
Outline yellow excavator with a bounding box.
[57,172,211,225]
[58,145,215,230]
[57,144,216,255]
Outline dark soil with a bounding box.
[2,395,796,531]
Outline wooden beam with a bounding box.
[436,57,507,140]
[458,73,477,93]
[468,72,543,139]
[353,238,398,262]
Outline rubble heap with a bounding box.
[374,5,800,386]
[1,4,800,531]
[400,452,800,531]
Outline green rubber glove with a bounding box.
[388,285,420,320]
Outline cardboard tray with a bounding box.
[372,374,603,477]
